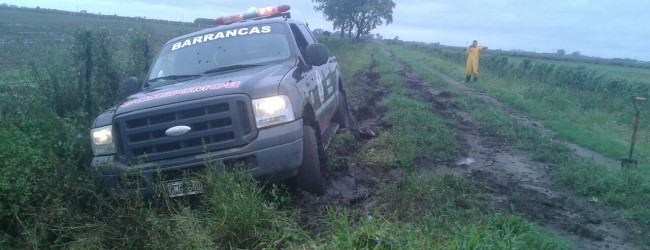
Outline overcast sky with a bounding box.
[3,0,650,61]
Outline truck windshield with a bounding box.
[147,22,293,84]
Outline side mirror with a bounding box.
[304,43,329,66]
[123,77,141,98]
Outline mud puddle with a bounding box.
[394,58,639,249]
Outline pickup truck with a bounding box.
[89,5,351,197]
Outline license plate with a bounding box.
[166,179,204,197]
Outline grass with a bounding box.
[2,165,308,249]
[320,38,376,102]
[316,171,571,249]
[393,44,650,162]
[348,43,459,169]
[389,42,650,246]
[2,32,569,248]
[324,42,571,249]
[382,95,459,166]
[325,131,357,170]
[0,8,601,248]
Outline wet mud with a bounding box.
[295,56,641,249]
[396,58,639,250]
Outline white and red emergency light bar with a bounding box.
[215,5,291,26]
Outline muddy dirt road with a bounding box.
[296,56,641,249]
[399,62,639,250]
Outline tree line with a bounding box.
[313,0,395,39]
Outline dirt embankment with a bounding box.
[296,55,641,249]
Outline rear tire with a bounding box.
[295,126,324,195]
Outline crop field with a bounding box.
[501,55,650,83]
[1,8,649,249]
[0,8,201,76]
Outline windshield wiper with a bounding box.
[145,74,202,88]
[203,64,265,75]
[146,74,202,83]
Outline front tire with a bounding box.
[295,125,324,195]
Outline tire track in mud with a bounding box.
[392,57,640,250]
[434,71,621,169]
[295,59,393,235]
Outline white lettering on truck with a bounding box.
[170,26,273,51]
[121,82,241,108]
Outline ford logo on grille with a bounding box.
[165,126,192,137]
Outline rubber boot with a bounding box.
[474,76,478,82]
[465,75,471,83]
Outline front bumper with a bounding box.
[91,119,304,197]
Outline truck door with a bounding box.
[290,23,335,129]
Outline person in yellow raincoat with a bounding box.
[465,40,487,83]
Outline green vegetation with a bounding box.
[4,7,641,249]
[325,131,357,170]
[500,55,650,82]
[320,173,569,249]
[324,43,570,249]
[356,46,458,168]
[390,43,650,245]
[1,166,305,249]
[0,8,198,73]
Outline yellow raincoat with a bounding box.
[465,46,486,76]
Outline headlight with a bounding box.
[91,125,116,155]
[252,95,295,128]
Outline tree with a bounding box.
[313,0,355,38]
[349,0,395,39]
[556,49,566,55]
[313,0,395,39]
[571,51,581,56]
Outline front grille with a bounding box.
[114,95,257,163]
